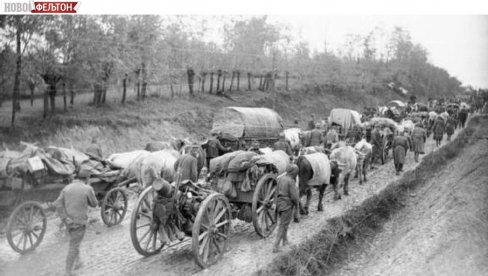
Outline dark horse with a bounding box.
[296,155,340,215]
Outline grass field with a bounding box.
[0,78,404,155]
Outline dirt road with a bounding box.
[0,126,464,276]
[329,121,488,276]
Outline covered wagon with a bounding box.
[210,107,284,150]
[328,108,362,141]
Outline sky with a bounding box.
[267,15,488,89]
[184,14,487,89]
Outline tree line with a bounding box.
[0,15,469,128]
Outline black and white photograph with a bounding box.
[0,1,487,275]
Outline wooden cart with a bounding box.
[1,169,133,254]
[129,152,280,268]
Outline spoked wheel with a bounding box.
[101,187,128,226]
[192,193,231,268]
[381,136,389,164]
[252,173,278,238]
[130,186,165,256]
[6,201,47,254]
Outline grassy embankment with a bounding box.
[1,82,404,154]
[261,114,488,276]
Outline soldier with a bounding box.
[273,164,299,253]
[370,124,382,168]
[411,123,427,162]
[85,137,103,159]
[54,169,98,276]
[307,114,315,130]
[325,125,339,149]
[392,131,409,175]
[204,132,231,168]
[309,125,323,147]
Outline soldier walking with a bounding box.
[273,164,299,253]
[54,170,98,276]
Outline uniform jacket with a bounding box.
[54,180,98,225]
[309,129,323,146]
[205,137,227,158]
[275,175,299,211]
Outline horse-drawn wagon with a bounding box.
[328,108,362,143]
[129,133,287,268]
[1,144,131,254]
[210,107,284,150]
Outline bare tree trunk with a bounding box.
[122,74,127,104]
[101,83,107,104]
[216,70,221,94]
[209,72,214,94]
[43,89,49,118]
[63,82,67,111]
[236,71,240,91]
[170,76,175,98]
[70,84,74,106]
[141,63,147,99]
[201,73,206,93]
[50,88,56,114]
[248,72,252,90]
[229,71,235,92]
[285,71,289,91]
[29,84,35,106]
[11,18,21,128]
[221,71,226,95]
[259,74,264,91]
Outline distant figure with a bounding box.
[432,116,445,147]
[370,124,382,167]
[445,116,456,141]
[85,137,103,159]
[307,115,315,130]
[411,123,427,162]
[293,119,299,128]
[392,132,409,175]
[273,164,299,253]
[54,169,98,276]
[273,133,293,156]
[325,126,339,149]
[309,125,323,147]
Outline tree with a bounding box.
[0,15,42,128]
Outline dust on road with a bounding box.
[0,126,465,276]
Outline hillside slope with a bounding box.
[1,86,403,153]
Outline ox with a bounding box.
[284,128,302,155]
[296,152,340,215]
[139,149,179,188]
[353,139,372,185]
[329,145,357,200]
[144,138,188,152]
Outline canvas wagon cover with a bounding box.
[328,108,362,130]
[211,107,284,139]
[387,100,407,108]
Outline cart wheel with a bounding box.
[6,201,47,254]
[252,173,278,238]
[192,193,231,268]
[381,136,389,164]
[101,188,128,226]
[130,186,165,256]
